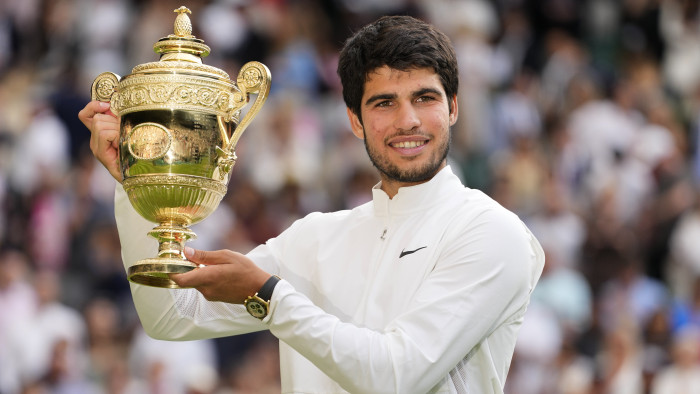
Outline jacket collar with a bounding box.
[371,166,464,217]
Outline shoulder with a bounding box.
[441,188,544,278]
[446,187,525,233]
[278,201,373,237]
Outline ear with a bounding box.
[347,107,365,139]
[449,95,458,126]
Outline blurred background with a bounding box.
[1,0,700,393]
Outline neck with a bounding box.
[379,163,446,199]
[380,178,421,199]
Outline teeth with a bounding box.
[393,140,426,148]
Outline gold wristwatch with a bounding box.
[244,275,281,319]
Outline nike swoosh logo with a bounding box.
[399,246,427,258]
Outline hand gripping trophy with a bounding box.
[91,6,271,288]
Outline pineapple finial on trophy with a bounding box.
[173,6,193,38]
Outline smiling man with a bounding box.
[349,66,455,196]
[79,15,544,394]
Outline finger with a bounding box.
[89,116,122,181]
[185,246,221,265]
[92,113,120,129]
[169,270,198,288]
[95,124,119,156]
[185,247,236,266]
[170,264,220,289]
[85,114,118,144]
[78,101,112,127]
[92,114,120,138]
[78,102,101,123]
[185,247,209,265]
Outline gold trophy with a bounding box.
[91,6,270,288]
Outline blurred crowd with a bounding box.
[1,0,700,393]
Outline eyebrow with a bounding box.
[364,93,396,107]
[363,88,444,107]
[414,87,443,98]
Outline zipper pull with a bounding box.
[380,228,387,240]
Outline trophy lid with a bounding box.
[130,6,229,80]
[94,5,272,120]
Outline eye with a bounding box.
[375,100,393,108]
[416,95,436,103]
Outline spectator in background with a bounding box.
[668,191,700,300]
[0,249,36,392]
[651,326,700,394]
[127,328,218,394]
[670,276,700,332]
[1,270,87,393]
[595,319,645,394]
[597,254,669,335]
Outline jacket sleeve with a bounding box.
[114,183,268,340]
[264,207,545,393]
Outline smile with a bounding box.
[391,140,427,149]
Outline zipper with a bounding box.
[355,222,391,323]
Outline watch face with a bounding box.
[246,299,267,319]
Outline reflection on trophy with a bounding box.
[91,6,271,288]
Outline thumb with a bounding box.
[79,101,111,125]
[184,246,206,263]
[185,247,237,266]
[184,247,229,266]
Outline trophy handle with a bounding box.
[225,61,271,153]
[91,72,121,114]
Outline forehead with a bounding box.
[363,66,444,95]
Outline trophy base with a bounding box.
[128,257,197,289]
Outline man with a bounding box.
[79,15,544,394]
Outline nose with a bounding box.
[393,103,421,131]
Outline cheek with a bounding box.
[362,119,390,142]
[425,113,451,134]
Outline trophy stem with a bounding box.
[151,224,196,258]
[127,223,198,289]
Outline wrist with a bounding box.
[256,275,280,301]
[248,272,271,298]
[244,275,281,320]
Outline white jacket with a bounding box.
[115,166,545,393]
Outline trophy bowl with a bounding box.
[91,6,270,288]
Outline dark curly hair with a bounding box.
[337,15,459,121]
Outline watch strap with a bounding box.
[257,275,280,302]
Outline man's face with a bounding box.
[347,66,458,195]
